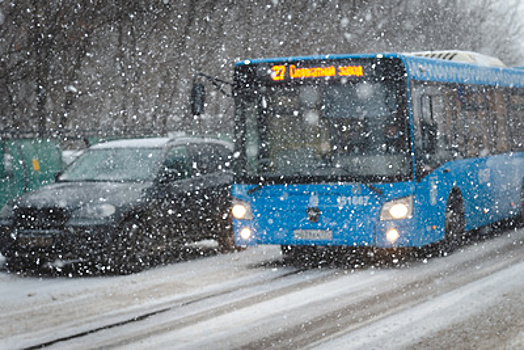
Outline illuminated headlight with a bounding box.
[380,196,413,221]
[73,203,116,219]
[386,228,400,243]
[239,227,252,240]
[232,199,253,220]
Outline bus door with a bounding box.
[412,87,458,234]
[413,83,495,231]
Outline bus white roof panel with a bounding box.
[402,54,524,88]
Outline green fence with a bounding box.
[0,138,63,208]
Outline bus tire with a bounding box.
[443,191,465,252]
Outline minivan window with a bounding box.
[163,146,191,180]
[59,147,164,182]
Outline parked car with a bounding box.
[0,136,235,273]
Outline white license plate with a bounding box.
[18,236,53,247]
[294,229,332,240]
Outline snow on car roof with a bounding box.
[90,136,233,150]
[91,137,171,149]
[169,136,234,150]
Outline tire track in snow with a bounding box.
[4,227,524,350]
[97,229,524,349]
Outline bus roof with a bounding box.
[408,50,506,67]
[236,51,524,88]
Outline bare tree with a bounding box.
[0,0,110,135]
[1,0,522,139]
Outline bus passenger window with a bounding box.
[421,96,437,154]
[489,88,509,154]
[509,93,524,151]
[446,89,465,159]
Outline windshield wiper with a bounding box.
[316,165,383,196]
[365,184,383,196]
[247,182,265,195]
[245,171,383,196]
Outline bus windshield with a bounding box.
[234,58,412,183]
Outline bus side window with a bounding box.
[413,82,457,180]
[420,95,438,154]
[489,88,509,154]
[509,92,524,151]
[463,85,490,157]
[419,93,452,168]
[447,88,465,159]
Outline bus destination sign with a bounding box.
[270,64,364,81]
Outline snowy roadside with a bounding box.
[313,259,524,349]
[1,227,523,349]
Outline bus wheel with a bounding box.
[443,192,465,252]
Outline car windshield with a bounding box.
[58,147,164,182]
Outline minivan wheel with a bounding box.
[216,213,237,253]
[111,219,152,274]
[217,230,236,253]
[5,254,47,275]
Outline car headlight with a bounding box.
[72,203,116,219]
[232,199,253,220]
[380,196,413,221]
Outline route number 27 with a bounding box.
[272,65,286,81]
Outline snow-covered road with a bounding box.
[1,226,524,350]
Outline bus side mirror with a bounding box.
[451,146,464,160]
[190,83,206,116]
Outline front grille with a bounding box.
[14,207,70,230]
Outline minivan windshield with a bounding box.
[59,148,164,182]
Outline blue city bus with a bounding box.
[231,51,524,256]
